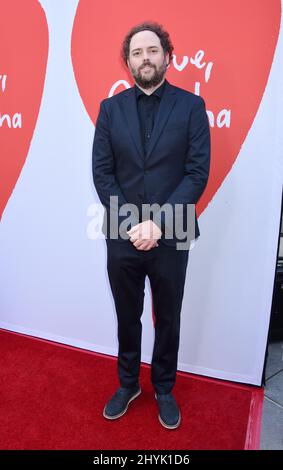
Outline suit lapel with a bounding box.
[120,79,177,162]
[120,85,144,161]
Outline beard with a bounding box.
[129,59,167,89]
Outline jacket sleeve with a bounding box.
[92,99,129,211]
[155,96,211,231]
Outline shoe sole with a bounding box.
[103,388,141,420]
[155,393,181,430]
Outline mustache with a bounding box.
[140,63,154,70]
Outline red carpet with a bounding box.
[0,328,263,450]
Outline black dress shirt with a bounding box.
[135,79,166,156]
[134,79,167,225]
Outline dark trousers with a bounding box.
[106,239,189,395]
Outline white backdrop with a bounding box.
[0,0,282,385]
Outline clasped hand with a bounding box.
[126,220,162,251]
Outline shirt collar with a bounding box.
[135,78,167,100]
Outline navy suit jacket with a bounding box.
[92,79,210,249]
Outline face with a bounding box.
[127,30,169,89]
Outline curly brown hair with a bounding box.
[121,21,174,67]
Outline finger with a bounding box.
[138,244,150,251]
[133,239,144,248]
[141,241,156,251]
[133,231,144,241]
[143,245,156,251]
[135,240,151,250]
[130,232,142,242]
[129,234,139,242]
[127,224,140,235]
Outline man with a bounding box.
[92,21,210,430]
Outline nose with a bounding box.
[142,50,150,61]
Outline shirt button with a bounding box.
[147,134,150,138]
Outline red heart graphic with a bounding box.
[0,0,48,219]
[71,0,280,216]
